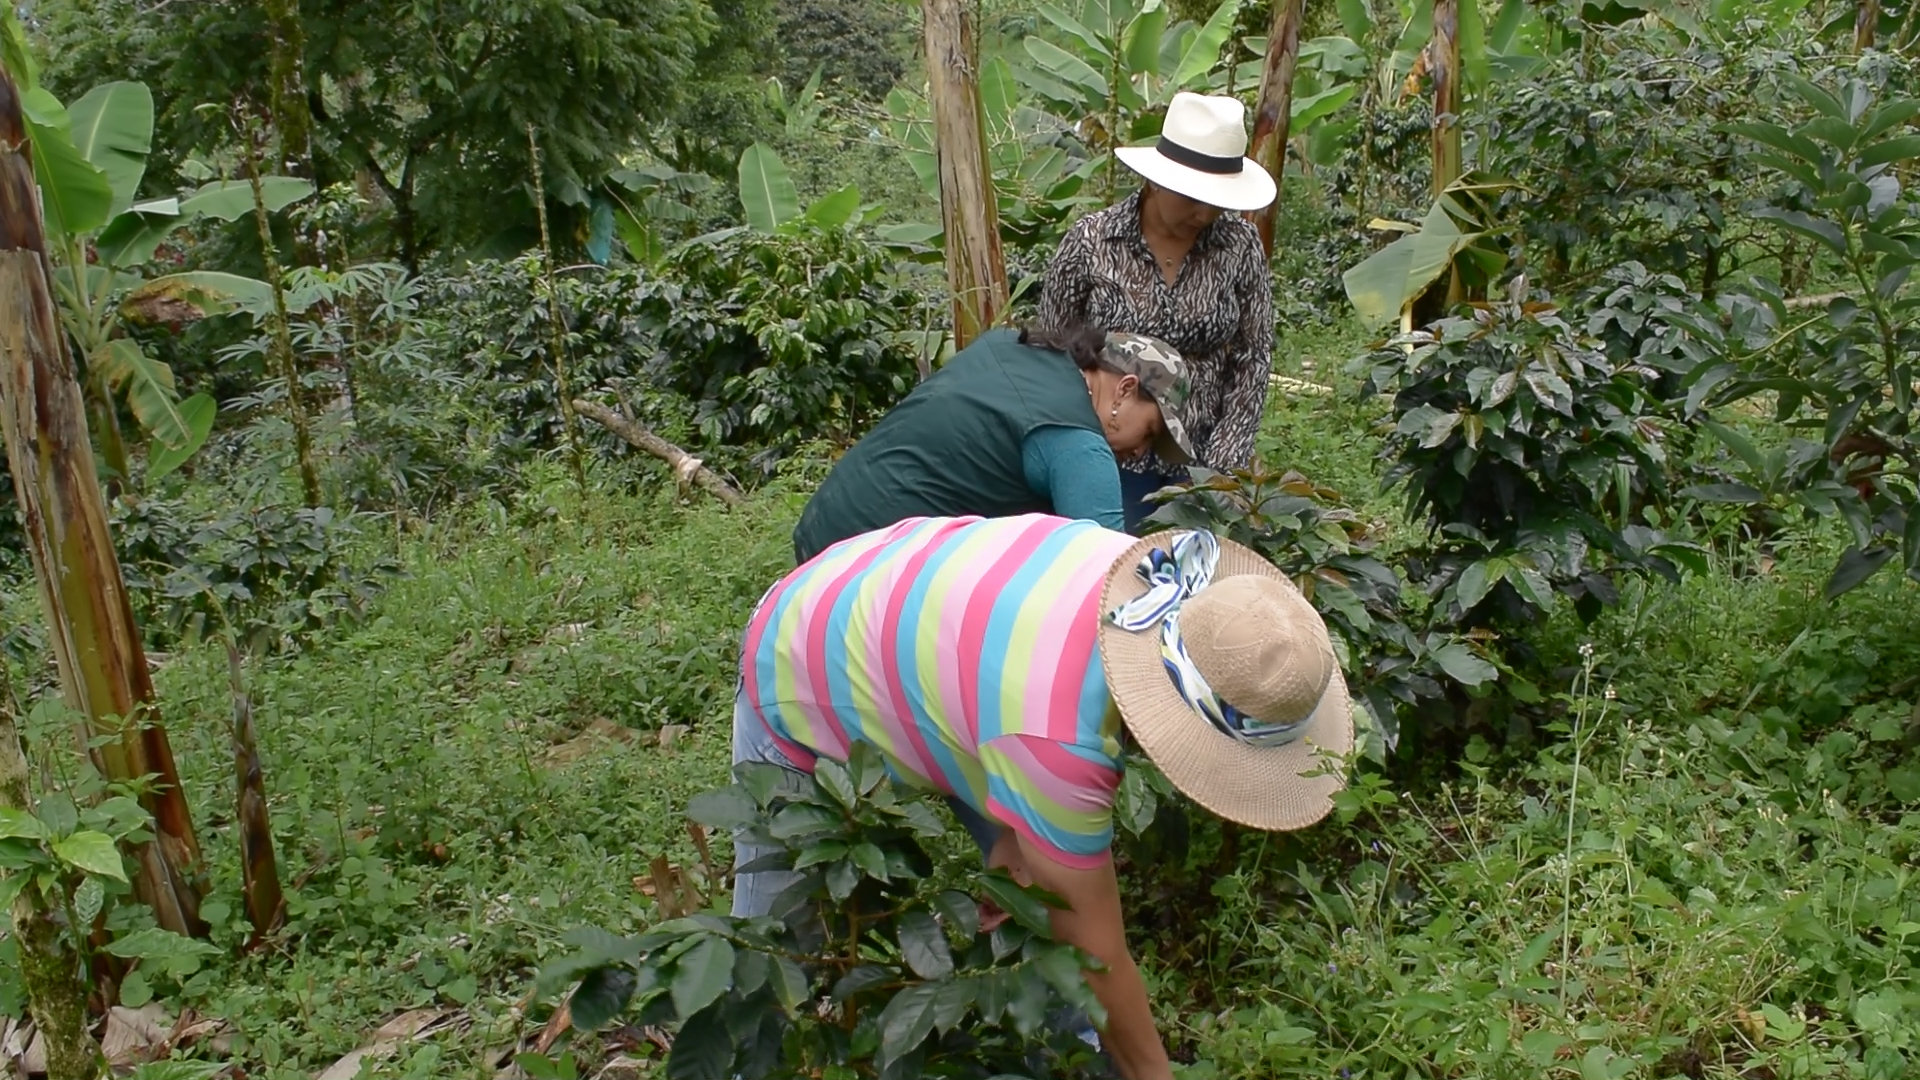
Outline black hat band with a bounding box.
[1154,136,1244,175]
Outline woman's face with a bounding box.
[1146,184,1224,239]
[1098,374,1165,460]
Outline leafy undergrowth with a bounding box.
[5,396,1915,1079]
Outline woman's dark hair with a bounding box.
[1019,323,1109,372]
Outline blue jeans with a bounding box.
[1120,468,1189,533]
[727,693,1101,1051]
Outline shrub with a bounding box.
[1146,467,1497,759]
[1350,282,1704,637]
[532,743,1113,1080]
[424,225,930,478]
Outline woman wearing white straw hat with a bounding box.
[1037,91,1278,532]
[727,512,1352,1080]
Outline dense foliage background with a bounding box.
[1,0,1918,1077]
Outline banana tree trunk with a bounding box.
[1248,0,1305,258]
[1429,0,1465,315]
[922,0,1009,351]
[0,67,209,940]
[226,642,284,945]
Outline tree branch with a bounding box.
[571,399,746,507]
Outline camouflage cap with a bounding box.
[1102,331,1198,465]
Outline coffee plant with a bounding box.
[1146,467,1497,758]
[533,742,1112,1080]
[1352,281,1706,636]
[1676,61,1920,599]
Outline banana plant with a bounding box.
[734,142,877,235]
[17,71,313,486]
[1342,172,1513,330]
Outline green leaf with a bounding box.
[176,177,316,222]
[1290,84,1359,130]
[1516,927,1556,973]
[876,983,942,1071]
[1726,122,1825,168]
[1750,207,1847,258]
[1453,559,1504,611]
[2,9,41,91]
[1459,0,1488,92]
[66,81,153,218]
[814,758,857,809]
[1169,0,1242,91]
[979,874,1056,935]
[1122,3,1170,77]
[568,966,637,1030]
[1336,0,1371,41]
[1779,72,1847,124]
[23,91,114,239]
[1037,2,1112,58]
[118,969,153,1009]
[1342,203,1478,327]
[1858,135,1920,169]
[737,143,800,233]
[831,964,891,1002]
[898,909,954,979]
[1024,37,1109,106]
[669,936,735,1019]
[1825,545,1895,600]
[933,889,981,939]
[146,393,215,480]
[1487,0,1528,52]
[665,1003,733,1080]
[0,809,48,841]
[1430,643,1498,686]
[94,199,182,270]
[50,830,125,881]
[770,956,809,1014]
[102,926,220,965]
[802,184,861,229]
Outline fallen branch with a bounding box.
[570,399,746,508]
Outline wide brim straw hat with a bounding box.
[1115,91,1277,213]
[1097,529,1353,831]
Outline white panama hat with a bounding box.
[1114,91,1278,213]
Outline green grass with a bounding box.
[4,394,1918,1079]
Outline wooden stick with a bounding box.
[570,399,746,508]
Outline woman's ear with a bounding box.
[1118,374,1141,399]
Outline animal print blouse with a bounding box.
[1035,189,1274,478]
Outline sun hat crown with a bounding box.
[1162,91,1253,161]
[1176,575,1334,730]
[1113,91,1277,212]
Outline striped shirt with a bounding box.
[739,514,1140,868]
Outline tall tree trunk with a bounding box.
[1,699,103,1080]
[1856,0,1880,50]
[1248,0,1305,258]
[262,0,314,179]
[922,0,1008,351]
[528,125,591,493]
[241,110,322,508]
[0,66,209,941]
[1426,0,1465,319]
